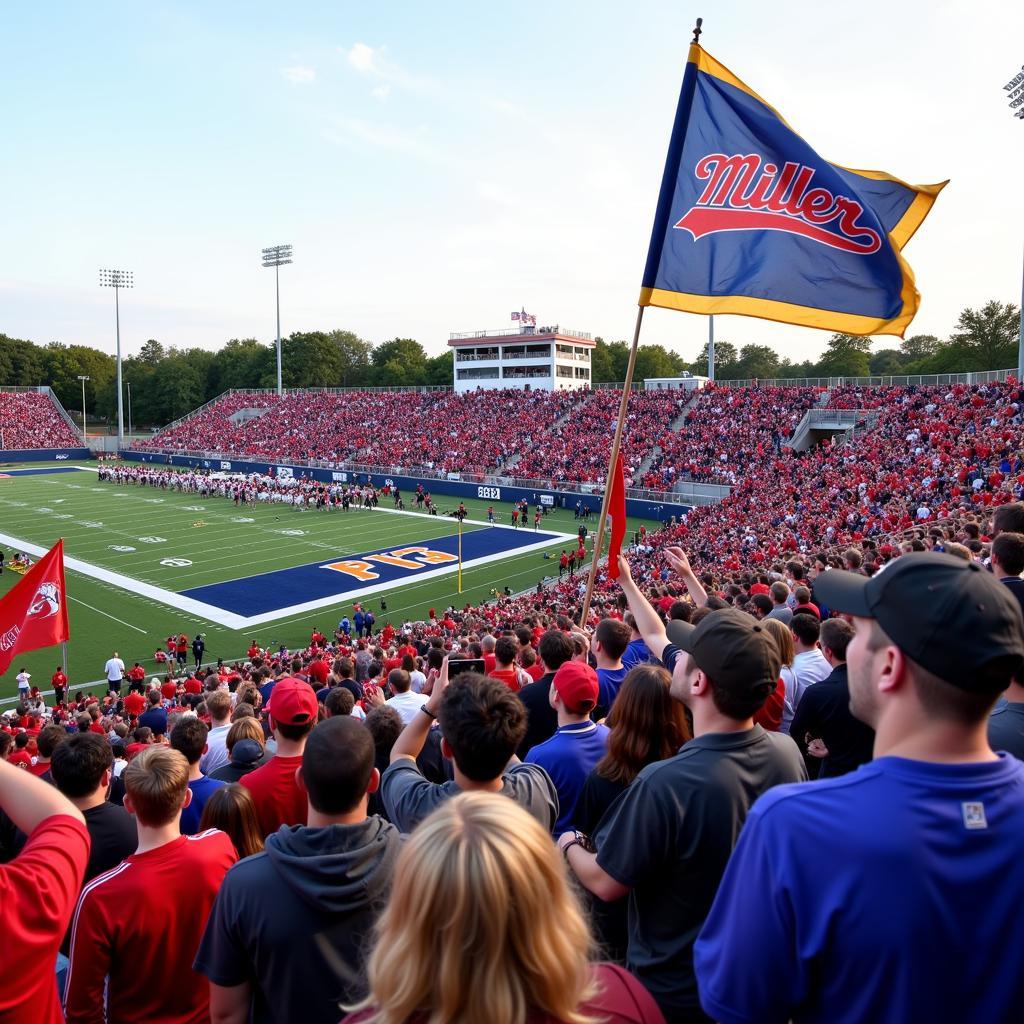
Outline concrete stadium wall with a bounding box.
[120,451,691,522]
[0,448,92,463]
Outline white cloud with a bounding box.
[341,42,434,95]
[346,43,378,74]
[371,84,391,101]
[281,66,315,85]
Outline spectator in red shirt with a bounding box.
[487,636,523,692]
[9,732,33,770]
[161,676,179,702]
[51,666,68,706]
[0,755,89,1024]
[123,689,146,718]
[127,663,146,693]
[27,725,67,779]
[64,746,236,1024]
[241,678,318,837]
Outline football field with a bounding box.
[0,464,657,700]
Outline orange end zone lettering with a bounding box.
[367,553,426,570]
[389,546,459,566]
[321,560,380,581]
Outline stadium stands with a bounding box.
[8,375,1024,1024]
[0,390,81,450]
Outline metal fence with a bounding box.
[713,369,1015,389]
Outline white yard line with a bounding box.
[68,595,148,633]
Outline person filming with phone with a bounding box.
[380,656,558,833]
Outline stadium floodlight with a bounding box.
[262,244,293,396]
[77,375,90,442]
[99,269,134,449]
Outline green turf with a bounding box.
[0,464,659,699]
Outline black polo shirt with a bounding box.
[595,726,806,1021]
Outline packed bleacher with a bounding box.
[512,389,687,486]
[0,391,81,451]
[640,383,820,488]
[135,387,588,476]
[6,376,1024,1023]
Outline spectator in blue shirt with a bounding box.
[170,716,226,836]
[696,553,1024,1024]
[620,613,653,672]
[137,689,168,739]
[525,661,609,834]
[590,619,631,718]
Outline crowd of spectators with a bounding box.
[639,384,820,489]
[134,388,587,476]
[513,389,687,486]
[5,498,1024,1021]
[0,391,81,450]
[131,382,822,493]
[8,377,1024,1022]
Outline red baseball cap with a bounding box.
[552,661,599,714]
[267,678,318,726]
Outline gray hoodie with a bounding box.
[194,815,401,1024]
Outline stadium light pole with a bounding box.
[99,269,133,448]
[126,380,133,440]
[77,374,90,441]
[262,244,293,396]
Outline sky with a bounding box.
[1,0,1022,367]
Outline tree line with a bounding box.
[0,299,1017,430]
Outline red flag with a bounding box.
[606,451,627,580]
[0,540,70,677]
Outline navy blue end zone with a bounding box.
[0,466,89,477]
[181,526,567,618]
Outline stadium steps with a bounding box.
[785,407,879,452]
[632,390,700,481]
[492,394,587,473]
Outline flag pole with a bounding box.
[457,515,463,593]
[578,305,645,626]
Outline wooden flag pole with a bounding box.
[578,306,645,627]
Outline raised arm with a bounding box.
[616,555,670,664]
[391,657,448,763]
[664,546,708,607]
[0,757,84,834]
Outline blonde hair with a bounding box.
[124,746,189,826]
[762,617,795,667]
[226,716,265,752]
[352,792,598,1024]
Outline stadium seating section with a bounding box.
[0,391,81,450]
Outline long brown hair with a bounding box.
[595,664,690,785]
[198,783,264,859]
[762,617,795,668]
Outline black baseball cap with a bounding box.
[813,553,1024,690]
[665,608,781,697]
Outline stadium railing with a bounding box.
[711,368,1015,388]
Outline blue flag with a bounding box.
[640,45,946,336]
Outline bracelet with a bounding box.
[561,837,583,861]
[420,705,437,720]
